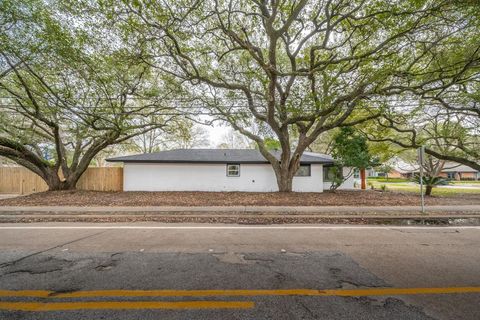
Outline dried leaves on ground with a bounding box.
[0,190,479,207]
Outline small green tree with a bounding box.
[330,127,378,190]
[325,166,346,191]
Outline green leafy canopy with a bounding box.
[331,127,379,169]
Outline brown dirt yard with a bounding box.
[0,190,479,207]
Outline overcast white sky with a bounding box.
[206,124,230,147]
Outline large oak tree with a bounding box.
[108,0,479,191]
[361,1,480,172]
[0,0,175,190]
[365,93,480,171]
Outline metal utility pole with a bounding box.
[418,146,425,214]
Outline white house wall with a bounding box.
[123,163,325,192]
[341,167,356,189]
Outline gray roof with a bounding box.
[107,149,334,164]
[441,164,478,173]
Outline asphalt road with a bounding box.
[0,223,479,319]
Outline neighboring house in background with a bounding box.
[403,162,479,181]
[439,165,480,181]
[367,168,405,179]
[107,149,355,192]
[369,161,479,181]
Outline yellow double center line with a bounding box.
[1,287,479,311]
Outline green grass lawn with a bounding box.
[367,180,480,196]
[367,177,480,185]
[366,177,409,183]
[451,180,480,185]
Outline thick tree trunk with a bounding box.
[44,169,79,191]
[360,168,366,190]
[45,176,77,191]
[425,185,433,196]
[274,165,294,192]
[44,148,97,191]
[257,145,301,192]
[277,174,293,192]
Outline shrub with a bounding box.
[411,175,449,196]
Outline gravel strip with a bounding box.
[1,215,480,225]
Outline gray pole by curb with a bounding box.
[418,146,425,214]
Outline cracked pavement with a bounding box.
[0,223,479,319]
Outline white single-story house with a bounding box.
[107,149,355,192]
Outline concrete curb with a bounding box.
[1,205,480,224]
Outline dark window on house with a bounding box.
[295,164,311,177]
[353,168,360,179]
[226,164,240,177]
[323,166,343,182]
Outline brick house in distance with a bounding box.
[439,165,480,181]
[369,161,480,181]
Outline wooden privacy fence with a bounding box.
[0,167,123,194]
